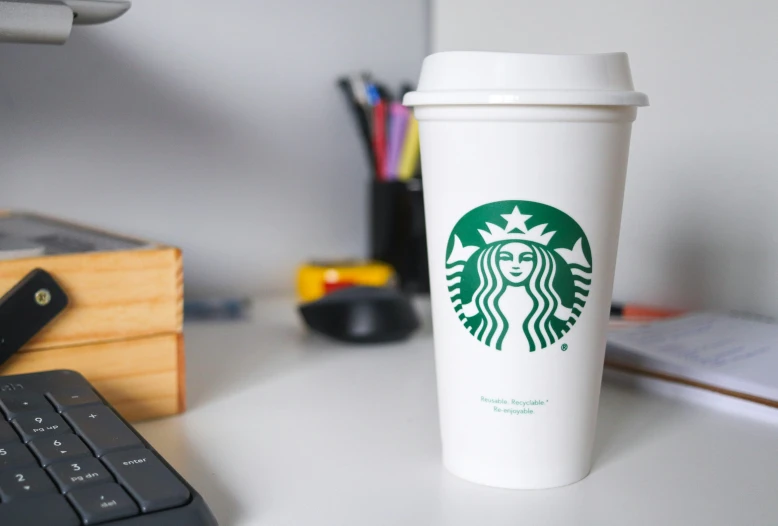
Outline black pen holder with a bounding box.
[370,179,430,293]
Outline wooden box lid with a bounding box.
[0,212,182,351]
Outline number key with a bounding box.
[0,443,37,472]
[47,458,114,493]
[46,388,102,412]
[67,483,139,524]
[11,413,71,442]
[29,434,91,467]
[0,467,57,501]
[0,393,52,420]
[0,421,19,445]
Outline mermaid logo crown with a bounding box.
[478,205,555,246]
[464,205,590,268]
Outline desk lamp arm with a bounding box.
[0,0,130,45]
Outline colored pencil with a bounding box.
[372,100,387,180]
[385,102,410,179]
[398,115,420,180]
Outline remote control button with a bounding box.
[29,434,91,467]
[0,443,37,472]
[63,405,140,456]
[102,448,190,513]
[46,388,102,412]
[0,393,52,420]
[67,482,139,525]
[11,412,71,442]
[0,467,57,501]
[0,421,19,445]
[0,493,80,526]
[48,457,114,493]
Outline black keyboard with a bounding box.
[0,370,217,525]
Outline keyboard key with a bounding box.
[29,434,91,467]
[0,371,215,524]
[46,388,102,412]
[48,457,114,493]
[0,443,37,472]
[67,482,139,524]
[103,448,190,513]
[0,493,80,526]
[0,421,19,445]
[63,405,140,456]
[0,467,57,501]
[12,412,71,442]
[0,393,52,420]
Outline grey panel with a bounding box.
[0,0,130,45]
[0,1,73,44]
[65,0,131,25]
[0,214,149,257]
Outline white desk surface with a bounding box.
[136,299,778,526]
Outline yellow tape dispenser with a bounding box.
[296,260,396,303]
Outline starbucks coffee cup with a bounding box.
[404,52,648,489]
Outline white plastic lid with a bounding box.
[403,51,649,107]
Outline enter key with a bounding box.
[102,448,191,513]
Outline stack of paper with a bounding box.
[606,313,778,408]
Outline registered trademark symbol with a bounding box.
[561,344,568,351]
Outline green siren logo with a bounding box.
[446,200,592,352]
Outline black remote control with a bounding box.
[0,269,69,369]
[0,370,217,525]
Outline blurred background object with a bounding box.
[2,0,777,321]
[296,260,395,303]
[0,0,427,299]
[299,285,419,344]
[0,0,130,44]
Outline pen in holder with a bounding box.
[370,178,429,293]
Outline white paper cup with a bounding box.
[404,52,648,489]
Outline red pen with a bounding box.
[372,99,387,180]
[610,303,685,320]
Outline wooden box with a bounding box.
[0,213,184,422]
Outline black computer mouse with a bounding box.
[299,286,420,344]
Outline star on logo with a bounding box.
[501,205,532,233]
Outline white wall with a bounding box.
[0,0,427,297]
[433,0,778,316]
